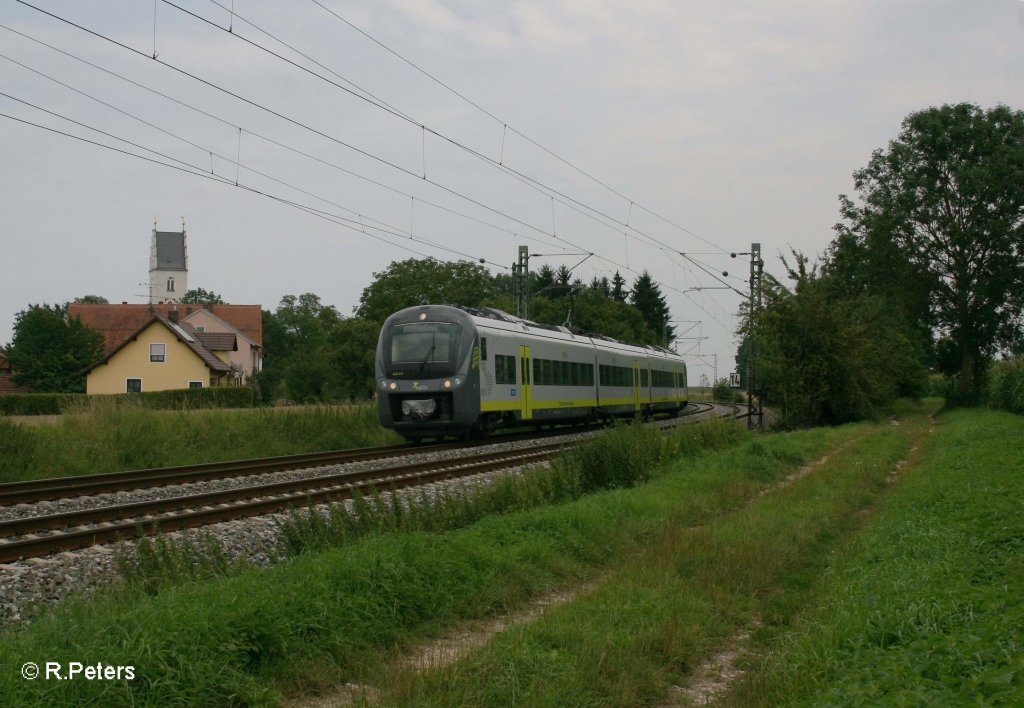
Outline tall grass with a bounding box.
[986,356,1024,414]
[374,414,923,706]
[0,418,838,706]
[0,398,399,483]
[278,417,748,558]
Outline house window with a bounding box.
[167,277,175,292]
[196,326,205,333]
[189,381,203,389]
[150,343,165,362]
[126,378,142,393]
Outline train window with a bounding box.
[641,369,649,387]
[480,337,487,361]
[651,369,674,388]
[533,359,542,385]
[585,364,594,386]
[495,354,516,384]
[390,322,457,364]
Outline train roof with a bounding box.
[438,303,686,362]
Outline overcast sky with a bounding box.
[2,0,1023,384]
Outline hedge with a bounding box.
[0,387,256,416]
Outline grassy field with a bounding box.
[0,400,399,484]
[1,402,1019,705]
[735,408,1024,705]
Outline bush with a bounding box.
[556,422,666,492]
[712,378,733,401]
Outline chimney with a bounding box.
[169,310,179,323]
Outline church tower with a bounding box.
[149,219,188,304]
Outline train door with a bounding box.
[633,359,641,412]
[519,345,532,420]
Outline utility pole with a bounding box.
[746,243,763,429]
[512,245,529,319]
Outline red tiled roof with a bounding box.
[69,303,262,356]
[195,331,237,351]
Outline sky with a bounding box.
[2,0,1023,386]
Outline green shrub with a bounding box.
[0,387,255,416]
[0,393,81,415]
[555,421,665,492]
[712,378,733,401]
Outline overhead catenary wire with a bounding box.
[306,0,728,255]
[183,0,740,312]
[8,1,739,332]
[0,109,446,263]
[0,23,563,254]
[0,57,468,257]
[0,84,504,266]
[5,5,581,254]
[171,0,711,272]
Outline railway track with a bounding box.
[0,402,724,563]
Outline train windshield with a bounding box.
[389,322,459,368]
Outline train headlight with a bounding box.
[389,382,398,390]
[443,379,452,388]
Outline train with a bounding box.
[375,304,688,442]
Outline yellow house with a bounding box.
[84,315,235,394]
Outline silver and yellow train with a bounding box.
[375,304,688,441]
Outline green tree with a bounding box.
[181,288,225,305]
[629,270,673,345]
[526,289,652,344]
[72,295,108,304]
[355,258,499,322]
[5,304,104,392]
[533,264,556,295]
[752,253,927,427]
[251,308,290,404]
[253,294,341,403]
[323,318,379,400]
[610,271,627,302]
[842,103,1024,402]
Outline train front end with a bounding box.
[375,305,481,441]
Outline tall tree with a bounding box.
[356,258,498,322]
[555,264,572,285]
[610,271,627,302]
[533,264,556,294]
[629,270,673,345]
[842,103,1024,401]
[5,304,104,392]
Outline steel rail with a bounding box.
[0,423,611,506]
[0,403,722,562]
[0,444,566,562]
